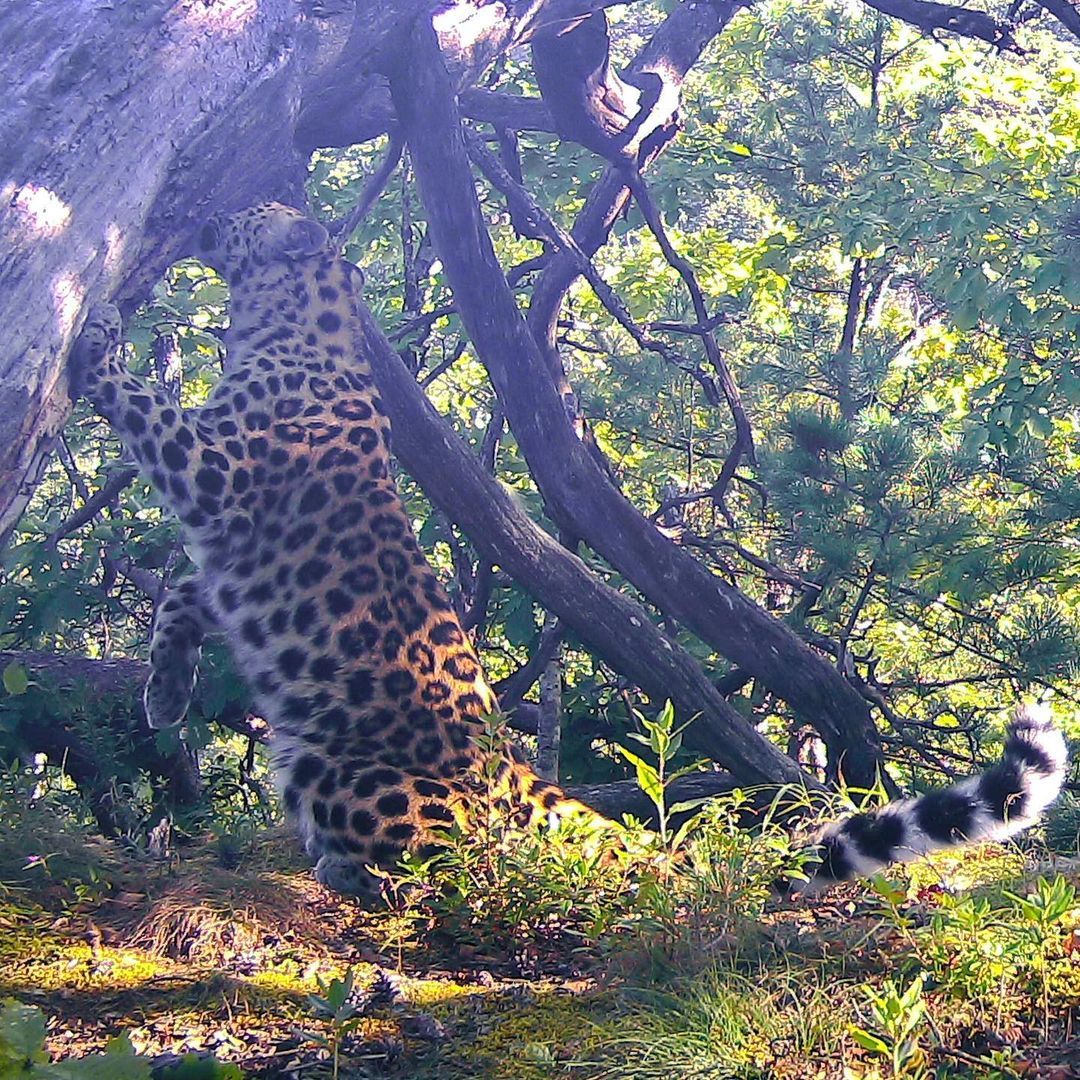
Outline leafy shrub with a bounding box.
[377,707,808,969]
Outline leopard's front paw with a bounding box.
[69,303,123,400]
[143,656,200,730]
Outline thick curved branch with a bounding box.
[460,89,555,134]
[465,129,723,404]
[387,14,890,792]
[527,0,731,371]
[353,296,813,787]
[1034,0,1080,41]
[526,7,755,502]
[530,10,660,161]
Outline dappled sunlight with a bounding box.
[5,183,72,239]
[174,0,258,37]
[51,271,85,339]
[3,1,1079,1076]
[433,0,508,53]
[103,221,126,279]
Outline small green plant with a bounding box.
[849,975,929,1079]
[378,704,809,970]
[1004,873,1076,934]
[305,968,365,1080]
[1004,875,1077,1037]
[376,711,645,956]
[616,700,707,849]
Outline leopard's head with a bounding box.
[197,203,330,279]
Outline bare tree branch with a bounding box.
[1033,0,1080,41]
[859,0,1025,52]
[465,128,723,404]
[43,465,138,550]
[623,170,756,505]
[459,88,555,133]
[495,618,566,710]
[387,11,889,790]
[331,133,405,240]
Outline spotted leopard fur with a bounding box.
[803,704,1067,891]
[70,203,593,897]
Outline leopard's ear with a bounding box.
[198,215,224,254]
[280,217,329,260]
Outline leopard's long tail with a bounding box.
[807,704,1068,889]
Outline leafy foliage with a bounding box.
[0,1000,239,1079]
[1,5,1079,1071]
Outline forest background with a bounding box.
[0,0,1078,1076]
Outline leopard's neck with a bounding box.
[221,255,361,375]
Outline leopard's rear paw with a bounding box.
[69,303,123,398]
[143,664,199,730]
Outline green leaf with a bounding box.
[0,999,48,1066]
[182,720,214,753]
[614,745,662,806]
[848,1027,889,1055]
[2,664,29,696]
[952,300,980,331]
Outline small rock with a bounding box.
[402,1013,446,1041]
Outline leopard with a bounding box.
[70,203,1068,899]
[69,202,595,898]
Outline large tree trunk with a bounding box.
[1,0,305,544]
[0,0,605,544]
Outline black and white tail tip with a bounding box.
[805,704,1068,891]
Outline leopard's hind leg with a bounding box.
[144,576,218,729]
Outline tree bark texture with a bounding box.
[536,658,563,782]
[0,649,752,824]
[0,650,201,835]
[0,0,605,544]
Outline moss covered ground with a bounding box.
[2,817,1079,1078]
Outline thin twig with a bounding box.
[331,133,405,240]
[623,168,756,504]
[389,304,456,342]
[44,464,138,550]
[463,127,724,406]
[419,338,466,387]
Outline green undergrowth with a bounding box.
[2,823,1078,1077]
[2,723,1079,1077]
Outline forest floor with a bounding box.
[2,817,1080,1079]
